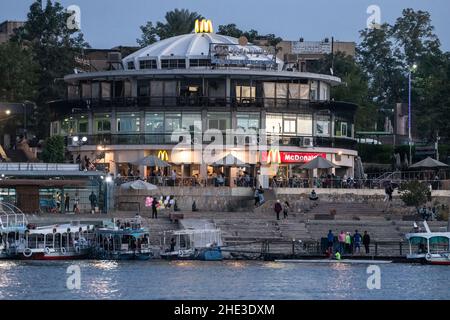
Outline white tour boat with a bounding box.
[405,221,450,265]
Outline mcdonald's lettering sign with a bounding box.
[261,152,326,164]
[195,19,213,33]
[157,150,169,161]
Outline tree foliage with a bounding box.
[41,135,65,163]
[357,9,449,143]
[217,23,282,46]
[11,0,89,138]
[399,180,431,208]
[137,9,203,46]
[0,42,39,102]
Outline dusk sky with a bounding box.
[1,0,450,50]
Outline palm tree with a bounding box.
[138,9,203,46]
[157,9,204,39]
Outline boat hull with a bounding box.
[18,252,90,261]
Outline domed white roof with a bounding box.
[123,33,283,70]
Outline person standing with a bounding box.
[353,230,362,254]
[171,170,177,187]
[283,201,290,219]
[274,200,282,221]
[64,193,70,213]
[73,193,80,214]
[327,230,334,254]
[338,231,346,254]
[151,197,158,219]
[363,231,371,254]
[345,232,352,254]
[89,191,97,214]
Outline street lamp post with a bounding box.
[408,64,417,165]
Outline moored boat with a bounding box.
[405,221,450,265]
[92,218,153,260]
[0,210,28,259]
[160,228,223,261]
[17,223,94,260]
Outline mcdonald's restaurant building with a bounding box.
[49,20,359,185]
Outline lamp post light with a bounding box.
[72,135,88,169]
[408,64,417,166]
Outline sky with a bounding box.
[1,0,449,50]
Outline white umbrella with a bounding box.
[120,180,158,190]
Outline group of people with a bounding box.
[418,206,437,221]
[50,191,97,214]
[326,230,371,257]
[273,200,290,220]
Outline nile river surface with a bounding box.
[0,260,449,300]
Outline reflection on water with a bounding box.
[0,260,448,300]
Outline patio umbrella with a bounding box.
[409,157,449,169]
[211,154,249,167]
[137,155,170,167]
[300,156,340,169]
[120,180,158,190]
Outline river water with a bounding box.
[0,260,448,300]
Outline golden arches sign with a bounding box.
[157,150,169,161]
[267,149,281,164]
[195,19,213,33]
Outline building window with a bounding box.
[94,114,111,133]
[165,113,182,133]
[283,114,297,135]
[139,60,157,69]
[61,118,77,135]
[145,113,164,133]
[51,121,60,136]
[78,116,88,133]
[297,114,312,135]
[182,113,202,132]
[315,113,330,136]
[236,85,256,101]
[127,61,135,70]
[207,112,230,131]
[237,113,260,132]
[161,59,186,69]
[117,112,140,133]
[266,114,282,134]
[189,59,210,67]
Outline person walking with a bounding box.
[254,188,260,207]
[363,231,371,254]
[64,193,70,213]
[353,230,362,254]
[327,230,334,254]
[258,186,265,205]
[274,200,282,221]
[283,201,290,219]
[89,191,97,214]
[338,231,346,254]
[151,197,158,219]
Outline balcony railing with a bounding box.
[49,96,335,113]
[68,133,357,149]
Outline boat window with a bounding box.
[429,236,450,253]
[409,236,428,254]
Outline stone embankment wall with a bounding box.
[115,187,255,212]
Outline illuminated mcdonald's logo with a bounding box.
[195,19,213,33]
[157,150,169,161]
[266,149,281,164]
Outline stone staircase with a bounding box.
[306,201,387,221]
[145,217,178,246]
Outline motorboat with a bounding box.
[0,203,29,259]
[92,217,153,260]
[160,228,223,261]
[405,221,450,265]
[17,222,94,260]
